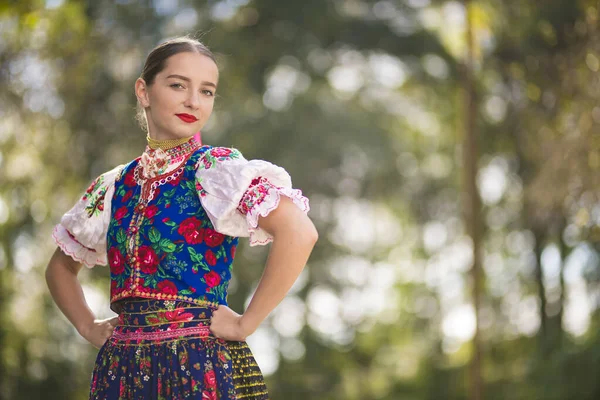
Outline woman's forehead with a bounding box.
[160,52,218,82]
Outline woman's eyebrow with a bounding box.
[166,74,217,88]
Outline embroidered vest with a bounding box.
[106,146,239,312]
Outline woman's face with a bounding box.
[135,51,219,140]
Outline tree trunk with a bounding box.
[532,225,548,352]
[462,0,483,399]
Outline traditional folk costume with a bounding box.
[53,134,309,399]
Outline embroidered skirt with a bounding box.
[89,299,269,399]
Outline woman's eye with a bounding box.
[170,83,184,89]
[202,89,214,97]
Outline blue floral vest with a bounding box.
[107,146,239,313]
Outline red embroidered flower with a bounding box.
[119,379,126,397]
[140,357,151,370]
[165,308,194,322]
[169,173,183,186]
[205,249,217,266]
[180,352,189,366]
[202,390,217,400]
[122,190,133,202]
[85,186,95,196]
[196,181,207,197]
[204,369,217,388]
[210,147,232,158]
[84,176,101,196]
[108,247,125,274]
[157,281,178,296]
[204,270,221,287]
[114,206,128,220]
[204,228,225,247]
[124,171,137,187]
[144,204,159,218]
[178,217,204,244]
[138,245,159,274]
[230,245,236,259]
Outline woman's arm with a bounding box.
[45,248,118,348]
[210,196,318,340]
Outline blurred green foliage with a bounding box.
[1,0,600,399]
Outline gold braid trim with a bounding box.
[146,134,193,150]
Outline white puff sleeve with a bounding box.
[195,147,310,246]
[52,165,123,267]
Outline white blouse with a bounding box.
[53,146,310,267]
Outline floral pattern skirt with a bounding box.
[89,299,269,399]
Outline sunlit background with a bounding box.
[2,0,600,399]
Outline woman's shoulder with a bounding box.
[95,163,129,185]
[82,163,129,200]
[194,145,246,171]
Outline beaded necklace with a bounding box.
[146,134,193,150]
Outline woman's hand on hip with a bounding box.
[210,305,253,341]
[79,316,119,349]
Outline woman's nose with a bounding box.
[184,91,200,109]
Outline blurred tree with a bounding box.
[2,1,600,400]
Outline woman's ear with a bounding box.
[135,78,150,108]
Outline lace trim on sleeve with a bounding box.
[237,176,310,246]
[52,224,107,268]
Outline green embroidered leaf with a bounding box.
[214,284,224,299]
[188,247,204,263]
[160,239,177,253]
[148,227,161,243]
[116,229,127,244]
[164,187,177,198]
[145,276,156,286]
[156,267,167,279]
[186,180,196,191]
[179,289,193,295]
[164,220,177,227]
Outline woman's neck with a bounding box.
[146,132,202,150]
[146,134,192,150]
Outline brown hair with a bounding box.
[136,36,217,131]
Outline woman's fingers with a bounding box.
[210,306,245,341]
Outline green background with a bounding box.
[1,0,600,399]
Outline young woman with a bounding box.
[45,36,318,399]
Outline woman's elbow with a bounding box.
[304,220,319,244]
[47,247,82,277]
[290,213,318,245]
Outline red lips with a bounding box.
[176,113,198,123]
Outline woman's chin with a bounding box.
[156,128,197,140]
